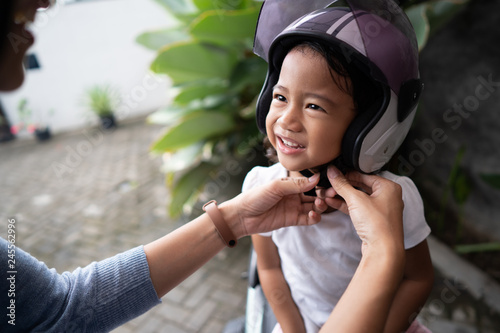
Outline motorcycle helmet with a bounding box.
[253,0,423,174]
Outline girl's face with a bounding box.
[266,46,356,172]
[0,0,52,91]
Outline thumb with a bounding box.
[327,166,356,201]
[273,173,320,196]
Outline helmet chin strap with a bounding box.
[298,157,348,196]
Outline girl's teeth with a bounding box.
[282,138,302,148]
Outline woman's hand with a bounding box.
[221,174,326,238]
[319,166,406,333]
[324,166,405,255]
[146,173,324,298]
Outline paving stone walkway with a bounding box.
[1,116,499,333]
[0,117,250,332]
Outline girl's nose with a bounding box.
[277,105,302,132]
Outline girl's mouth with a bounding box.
[277,136,305,154]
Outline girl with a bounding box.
[244,1,434,332]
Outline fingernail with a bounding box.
[328,166,340,178]
[309,173,320,182]
[325,187,335,197]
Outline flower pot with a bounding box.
[35,127,51,141]
[100,114,116,130]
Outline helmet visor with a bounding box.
[253,0,342,62]
[253,0,419,93]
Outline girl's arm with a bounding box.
[252,234,306,333]
[383,239,434,333]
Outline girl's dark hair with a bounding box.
[264,39,383,168]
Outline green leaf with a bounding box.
[136,28,191,51]
[169,162,218,217]
[161,143,204,173]
[480,173,500,190]
[173,79,228,105]
[426,0,469,35]
[405,4,429,51]
[154,0,198,16]
[146,104,196,126]
[150,111,235,152]
[448,146,470,205]
[193,94,234,110]
[193,0,248,11]
[151,41,238,84]
[455,242,500,254]
[452,169,471,205]
[192,0,213,11]
[190,8,261,46]
[229,57,267,93]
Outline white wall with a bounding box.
[0,0,175,135]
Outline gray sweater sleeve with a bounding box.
[1,238,161,332]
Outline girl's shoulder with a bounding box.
[379,171,430,248]
[377,170,424,214]
[242,163,287,192]
[378,170,420,197]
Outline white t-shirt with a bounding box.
[242,163,431,332]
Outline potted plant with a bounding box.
[83,84,119,130]
[11,98,53,142]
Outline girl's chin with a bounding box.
[280,159,333,174]
[277,150,339,173]
[279,160,311,173]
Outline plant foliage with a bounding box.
[83,84,120,117]
[140,0,266,217]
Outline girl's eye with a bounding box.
[273,94,286,102]
[307,104,325,112]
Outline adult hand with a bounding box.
[146,173,324,298]
[319,166,406,333]
[324,166,405,254]
[222,173,324,238]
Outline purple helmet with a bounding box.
[253,0,423,173]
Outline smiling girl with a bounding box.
[244,1,434,332]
